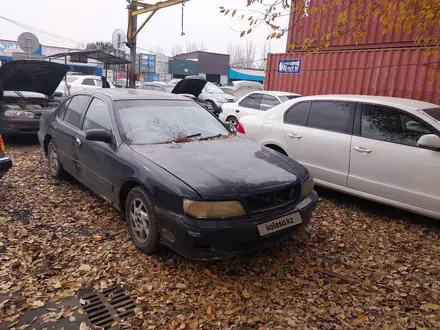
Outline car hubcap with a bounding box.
[49,144,58,175]
[206,102,213,110]
[227,118,237,129]
[130,198,150,244]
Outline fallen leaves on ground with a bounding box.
[1,143,439,329]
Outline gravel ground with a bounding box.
[1,139,439,330]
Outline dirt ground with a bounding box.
[1,138,439,330]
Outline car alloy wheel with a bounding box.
[129,197,150,244]
[49,143,59,176]
[227,116,238,130]
[125,186,159,255]
[47,140,66,179]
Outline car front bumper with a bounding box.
[157,190,318,260]
[0,155,12,179]
[0,117,40,136]
[218,113,227,123]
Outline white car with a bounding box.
[67,75,115,93]
[219,91,302,128]
[238,95,440,220]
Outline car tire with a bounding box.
[226,116,238,129]
[206,101,216,111]
[125,186,159,255]
[47,139,67,179]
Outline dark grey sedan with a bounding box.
[38,89,318,260]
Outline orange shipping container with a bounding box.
[265,48,440,105]
[287,0,440,51]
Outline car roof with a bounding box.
[268,91,302,97]
[295,94,439,112]
[142,82,174,86]
[77,88,189,101]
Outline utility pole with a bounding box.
[128,2,138,88]
[126,0,190,88]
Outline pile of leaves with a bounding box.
[0,144,439,329]
[169,134,234,144]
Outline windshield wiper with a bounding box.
[200,134,223,141]
[185,133,202,138]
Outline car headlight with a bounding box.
[301,176,314,198]
[216,97,227,103]
[183,199,246,218]
[3,110,35,119]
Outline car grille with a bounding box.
[246,185,300,213]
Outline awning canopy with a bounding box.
[229,67,265,82]
[46,50,131,65]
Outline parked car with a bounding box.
[222,81,264,99]
[68,75,115,93]
[139,82,175,93]
[0,135,12,180]
[38,89,318,260]
[53,79,70,102]
[238,94,440,220]
[0,60,68,136]
[219,91,302,128]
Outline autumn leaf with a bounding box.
[241,288,251,299]
[240,31,245,37]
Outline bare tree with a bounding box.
[171,44,184,56]
[199,41,207,51]
[228,40,256,69]
[257,43,271,70]
[185,41,197,53]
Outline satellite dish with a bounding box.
[112,29,126,50]
[17,32,40,55]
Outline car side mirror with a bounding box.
[85,129,112,143]
[417,134,440,151]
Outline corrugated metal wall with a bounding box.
[266,48,440,105]
[287,0,440,52]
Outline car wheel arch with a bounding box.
[264,143,288,156]
[118,179,152,215]
[43,134,53,157]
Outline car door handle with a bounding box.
[235,110,240,113]
[288,133,302,139]
[354,146,372,153]
[75,137,82,147]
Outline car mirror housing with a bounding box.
[417,134,440,151]
[85,129,112,143]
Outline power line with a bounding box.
[0,16,82,49]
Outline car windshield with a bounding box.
[114,100,229,144]
[279,95,301,102]
[204,82,224,94]
[66,76,79,83]
[422,107,440,122]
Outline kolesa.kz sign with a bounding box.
[277,59,302,74]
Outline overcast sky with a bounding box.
[0,0,288,59]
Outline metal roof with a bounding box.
[46,50,131,65]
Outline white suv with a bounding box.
[67,75,115,93]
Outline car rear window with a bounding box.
[279,95,301,103]
[66,76,79,83]
[422,107,440,122]
[114,100,229,144]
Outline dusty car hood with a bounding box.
[171,78,207,98]
[130,138,308,199]
[0,60,68,97]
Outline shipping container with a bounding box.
[287,0,440,52]
[265,47,440,105]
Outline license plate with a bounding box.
[257,213,303,236]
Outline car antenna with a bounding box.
[181,1,185,36]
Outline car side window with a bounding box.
[82,79,95,86]
[63,95,91,128]
[82,98,111,132]
[239,93,263,110]
[361,103,436,147]
[307,101,355,134]
[144,85,155,90]
[57,98,72,119]
[95,79,103,87]
[260,95,280,111]
[284,102,310,126]
[155,86,166,92]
